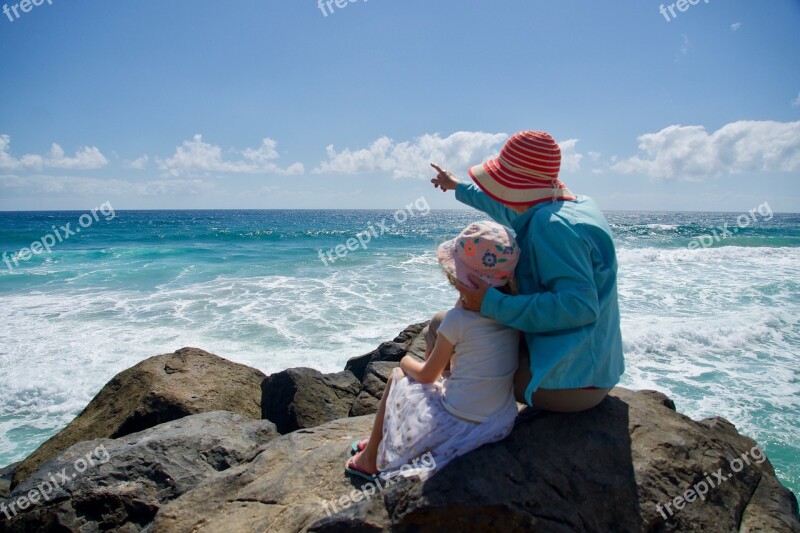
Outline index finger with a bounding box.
[430,163,446,174]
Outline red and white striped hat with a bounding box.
[468,131,576,206]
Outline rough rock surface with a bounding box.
[153,388,799,532]
[1,412,279,532]
[349,361,401,417]
[0,464,15,500]
[344,322,427,381]
[261,368,361,434]
[11,347,266,489]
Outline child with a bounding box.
[346,220,521,481]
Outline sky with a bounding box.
[0,0,799,212]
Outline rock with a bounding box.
[154,415,377,533]
[0,412,278,532]
[151,388,799,532]
[11,347,266,489]
[349,361,400,417]
[0,464,16,500]
[638,389,677,411]
[347,322,428,417]
[344,322,427,381]
[261,368,361,434]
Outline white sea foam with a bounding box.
[0,242,797,494]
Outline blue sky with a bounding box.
[0,0,798,211]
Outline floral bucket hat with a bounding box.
[437,220,520,288]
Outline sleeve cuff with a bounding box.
[454,182,471,204]
[480,287,504,319]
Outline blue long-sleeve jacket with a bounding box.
[455,182,625,404]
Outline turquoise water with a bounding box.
[0,208,798,495]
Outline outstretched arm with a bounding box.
[430,163,518,227]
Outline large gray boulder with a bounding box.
[153,388,799,532]
[0,411,278,532]
[12,347,266,489]
[261,368,361,434]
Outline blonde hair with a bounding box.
[442,269,518,295]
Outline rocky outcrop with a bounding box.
[261,368,361,434]
[344,322,427,381]
[2,327,798,533]
[152,388,799,532]
[11,347,266,489]
[1,412,278,532]
[0,464,15,500]
[349,361,400,417]
[346,322,427,417]
[154,415,376,532]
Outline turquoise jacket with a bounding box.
[455,183,624,404]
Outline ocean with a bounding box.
[0,207,798,495]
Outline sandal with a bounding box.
[345,457,380,481]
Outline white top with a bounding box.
[437,306,519,422]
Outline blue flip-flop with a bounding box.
[345,457,380,481]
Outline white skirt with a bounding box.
[376,375,518,481]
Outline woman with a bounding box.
[431,130,624,413]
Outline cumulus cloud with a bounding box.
[611,120,800,180]
[314,131,586,178]
[730,22,742,32]
[792,92,800,108]
[125,154,150,169]
[313,131,508,178]
[157,135,303,177]
[0,134,108,170]
[559,139,583,173]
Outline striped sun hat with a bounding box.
[468,130,576,206]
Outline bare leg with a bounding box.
[351,368,402,473]
[515,337,612,412]
[532,387,612,413]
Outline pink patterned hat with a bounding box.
[437,221,520,288]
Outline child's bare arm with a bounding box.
[401,334,454,384]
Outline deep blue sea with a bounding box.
[1,208,798,495]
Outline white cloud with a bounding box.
[0,134,108,171]
[157,135,303,177]
[792,92,800,108]
[125,154,150,169]
[314,131,509,178]
[558,139,583,173]
[0,173,214,196]
[611,120,800,180]
[730,22,742,32]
